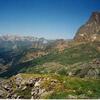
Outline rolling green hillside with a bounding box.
[1,42,98,77]
[0,42,100,78]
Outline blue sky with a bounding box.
[0,0,100,39]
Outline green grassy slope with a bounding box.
[3,73,100,99]
[1,42,100,99]
[0,42,100,78]
[20,42,100,75]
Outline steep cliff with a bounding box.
[74,12,100,42]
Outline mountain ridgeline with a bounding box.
[74,12,100,42]
[0,12,100,99]
[0,35,49,50]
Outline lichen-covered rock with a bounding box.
[0,90,5,98]
[0,73,100,99]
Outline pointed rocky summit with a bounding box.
[74,12,100,42]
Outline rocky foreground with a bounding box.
[0,73,100,99]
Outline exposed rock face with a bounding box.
[67,58,100,78]
[0,73,100,99]
[0,90,5,98]
[21,50,48,63]
[0,74,61,99]
[74,12,100,42]
[46,39,69,52]
[54,39,68,52]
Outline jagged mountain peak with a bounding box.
[88,11,100,24]
[0,34,45,42]
[74,11,100,42]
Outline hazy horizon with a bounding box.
[0,0,100,39]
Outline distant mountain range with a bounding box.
[0,34,69,76]
[0,12,100,99]
[0,35,49,50]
